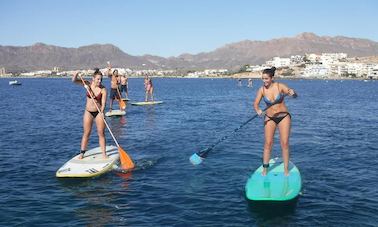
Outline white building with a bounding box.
[305,53,320,63]
[320,53,347,65]
[266,57,291,68]
[303,64,330,77]
[290,55,304,64]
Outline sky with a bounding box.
[1,0,378,57]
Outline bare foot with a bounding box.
[78,150,86,159]
[284,169,290,176]
[262,168,267,176]
[102,154,109,159]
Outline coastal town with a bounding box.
[1,52,378,79]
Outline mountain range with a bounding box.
[1,32,378,72]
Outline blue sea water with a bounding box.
[0,78,377,226]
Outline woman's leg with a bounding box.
[80,111,93,159]
[278,115,291,176]
[150,87,154,101]
[145,89,148,101]
[110,98,114,111]
[262,119,277,175]
[95,113,108,158]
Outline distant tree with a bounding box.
[238,64,250,73]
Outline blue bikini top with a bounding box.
[263,83,284,105]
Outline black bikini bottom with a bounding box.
[87,110,99,118]
[265,112,291,125]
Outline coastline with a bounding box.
[1,75,376,80]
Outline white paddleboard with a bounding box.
[131,101,163,106]
[56,146,119,178]
[105,110,126,117]
[121,98,130,101]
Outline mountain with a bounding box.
[1,32,378,72]
[0,43,154,72]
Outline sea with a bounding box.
[0,78,377,226]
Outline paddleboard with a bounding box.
[56,146,119,178]
[245,158,301,201]
[105,110,126,117]
[131,101,163,106]
[121,98,130,101]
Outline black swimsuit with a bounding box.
[265,112,291,125]
[87,110,99,118]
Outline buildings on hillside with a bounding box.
[1,53,378,79]
[245,53,378,79]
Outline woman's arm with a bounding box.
[253,88,263,115]
[281,83,297,98]
[72,72,89,86]
[101,88,107,113]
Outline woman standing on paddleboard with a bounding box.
[72,69,108,159]
[144,75,154,101]
[253,67,297,176]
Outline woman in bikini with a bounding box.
[72,69,108,159]
[253,67,297,176]
[144,75,154,101]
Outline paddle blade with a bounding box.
[119,99,126,110]
[189,153,204,165]
[118,147,135,170]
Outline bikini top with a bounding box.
[86,85,104,102]
[262,83,284,105]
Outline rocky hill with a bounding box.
[1,32,378,72]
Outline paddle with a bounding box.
[79,74,135,170]
[190,94,294,165]
[116,86,127,110]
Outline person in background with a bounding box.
[120,74,129,99]
[248,78,253,87]
[107,62,121,111]
[253,67,297,176]
[72,69,108,159]
[144,75,154,101]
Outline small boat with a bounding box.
[9,80,22,85]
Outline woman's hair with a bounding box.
[262,67,276,78]
[93,68,103,77]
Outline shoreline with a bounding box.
[1,75,376,80]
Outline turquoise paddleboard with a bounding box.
[245,158,301,201]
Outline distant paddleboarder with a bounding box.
[144,75,154,101]
[253,67,297,176]
[248,78,253,87]
[120,74,129,99]
[72,69,108,159]
[107,62,121,112]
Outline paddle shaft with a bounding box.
[198,94,291,157]
[199,106,270,156]
[78,74,121,147]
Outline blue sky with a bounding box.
[1,0,377,57]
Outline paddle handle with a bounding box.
[78,74,120,147]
